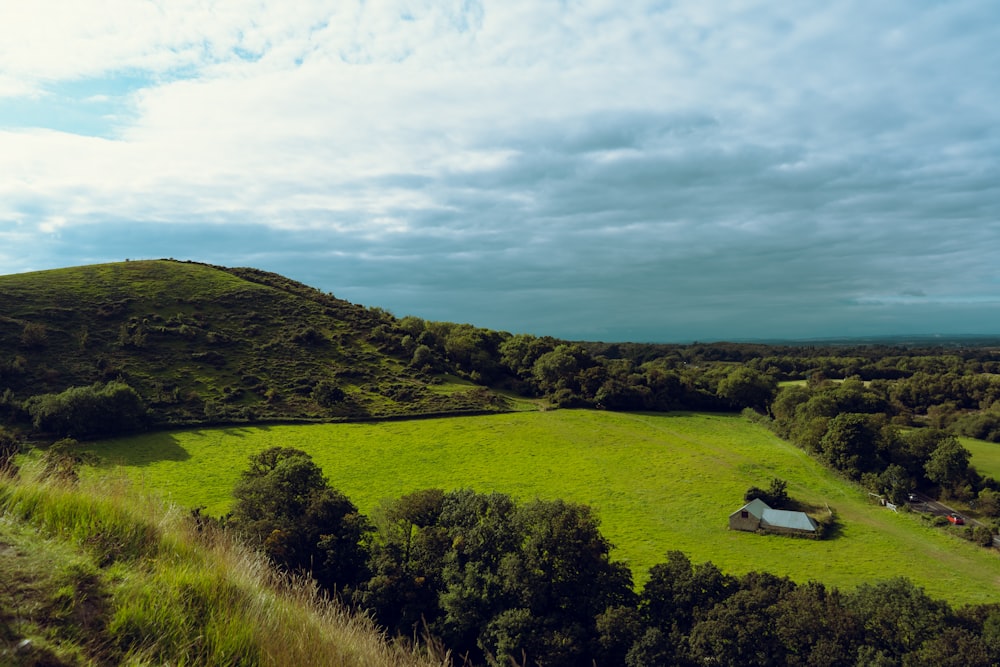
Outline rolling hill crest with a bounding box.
[0,259,504,430]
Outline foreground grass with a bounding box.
[0,466,447,667]
[89,410,1000,606]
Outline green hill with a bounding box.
[0,260,503,429]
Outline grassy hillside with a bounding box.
[0,465,446,666]
[87,410,1000,606]
[0,260,503,427]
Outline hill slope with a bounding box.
[0,260,503,429]
[0,466,445,666]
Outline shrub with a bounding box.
[25,381,148,439]
[312,380,346,408]
[744,478,789,508]
[20,322,48,349]
[227,448,371,594]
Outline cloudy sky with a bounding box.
[2,1,999,342]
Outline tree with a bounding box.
[770,581,862,667]
[435,490,521,659]
[410,344,434,368]
[846,577,949,660]
[228,447,370,593]
[978,488,1000,518]
[924,437,972,494]
[716,367,777,413]
[639,551,736,636]
[363,489,449,632]
[311,379,345,408]
[531,346,580,394]
[687,571,796,666]
[819,413,883,478]
[482,499,634,666]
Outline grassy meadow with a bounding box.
[963,436,1000,482]
[86,410,1000,605]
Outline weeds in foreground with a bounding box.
[0,463,450,666]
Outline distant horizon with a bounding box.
[6,257,1000,347]
[2,2,998,342]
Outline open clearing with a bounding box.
[87,410,1000,605]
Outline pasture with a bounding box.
[963,436,1000,482]
[87,410,1000,605]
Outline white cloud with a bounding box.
[1,0,999,339]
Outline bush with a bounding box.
[744,478,789,508]
[227,448,370,594]
[25,381,148,439]
[312,380,346,408]
[20,322,48,349]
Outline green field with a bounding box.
[964,436,1000,482]
[87,410,1000,605]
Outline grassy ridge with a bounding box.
[88,410,1000,605]
[0,260,503,425]
[0,466,446,666]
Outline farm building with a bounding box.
[729,498,819,536]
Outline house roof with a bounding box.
[730,497,769,520]
[761,508,818,532]
[731,498,818,532]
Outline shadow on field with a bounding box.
[92,432,191,467]
[786,500,844,540]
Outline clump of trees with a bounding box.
[225,448,1000,667]
[744,478,789,507]
[769,377,983,499]
[23,381,148,439]
[226,447,370,594]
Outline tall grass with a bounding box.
[0,463,449,667]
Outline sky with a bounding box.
[1,1,999,343]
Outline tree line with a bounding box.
[221,446,1000,667]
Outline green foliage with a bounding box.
[228,447,371,593]
[365,489,633,666]
[924,437,972,493]
[532,345,581,393]
[819,413,884,478]
[977,488,1000,518]
[717,366,777,413]
[846,577,950,658]
[24,381,147,439]
[19,321,48,349]
[0,462,448,667]
[744,478,790,508]
[640,551,736,637]
[311,379,346,408]
[952,410,1000,443]
[0,260,506,429]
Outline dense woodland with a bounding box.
[5,261,1000,664]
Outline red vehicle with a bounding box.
[948,513,965,525]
